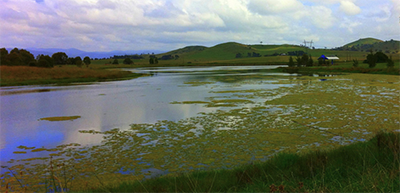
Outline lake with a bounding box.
[0,65,399,191]
[0,65,288,164]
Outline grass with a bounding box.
[277,62,400,75]
[91,41,399,69]
[150,39,395,62]
[344,37,383,47]
[84,131,399,192]
[0,65,147,86]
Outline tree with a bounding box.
[0,48,10,66]
[318,58,324,66]
[29,60,37,66]
[236,53,242,58]
[75,56,83,67]
[301,54,309,67]
[112,59,119,65]
[155,57,159,64]
[19,49,35,65]
[374,51,389,63]
[83,56,91,67]
[0,48,8,57]
[123,58,133,64]
[149,57,154,64]
[288,56,295,67]
[66,57,76,65]
[366,51,377,68]
[175,55,179,60]
[7,52,23,66]
[306,55,313,67]
[296,56,302,67]
[52,52,68,65]
[10,48,20,54]
[2,48,34,66]
[37,55,54,68]
[252,52,261,57]
[352,59,359,67]
[387,56,394,68]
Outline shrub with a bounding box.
[288,56,295,67]
[386,56,394,68]
[352,59,359,67]
[123,58,134,65]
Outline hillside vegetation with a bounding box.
[344,37,384,47]
[341,38,399,54]
[110,37,398,66]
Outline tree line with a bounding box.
[287,51,395,68]
[0,48,91,68]
[288,54,314,67]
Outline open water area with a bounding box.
[0,65,287,164]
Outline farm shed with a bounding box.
[319,55,339,65]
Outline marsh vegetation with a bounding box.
[0,66,399,192]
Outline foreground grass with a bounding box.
[0,66,147,86]
[85,131,399,192]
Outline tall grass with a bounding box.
[0,66,145,86]
[85,131,399,192]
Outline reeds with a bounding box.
[86,131,399,192]
[0,65,143,86]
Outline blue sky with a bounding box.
[1,0,399,52]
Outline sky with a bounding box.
[1,0,399,52]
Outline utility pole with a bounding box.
[303,40,313,54]
[303,40,314,49]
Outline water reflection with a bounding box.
[0,65,291,164]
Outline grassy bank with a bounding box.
[84,131,399,192]
[0,66,147,86]
[277,62,400,75]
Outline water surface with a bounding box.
[0,65,289,164]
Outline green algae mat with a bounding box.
[1,73,399,192]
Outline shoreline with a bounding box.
[1,64,398,87]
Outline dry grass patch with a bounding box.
[0,66,142,86]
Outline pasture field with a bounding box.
[92,41,399,67]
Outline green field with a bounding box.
[92,38,399,67]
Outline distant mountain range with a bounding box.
[5,47,165,59]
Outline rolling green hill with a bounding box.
[340,38,399,54]
[157,42,306,62]
[162,45,207,56]
[344,38,383,47]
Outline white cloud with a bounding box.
[362,3,393,22]
[339,1,361,15]
[303,0,356,5]
[248,0,305,14]
[340,17,362,33]
[308,6,336,29]
[0,0,398,52]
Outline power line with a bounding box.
[303,40,314,48]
